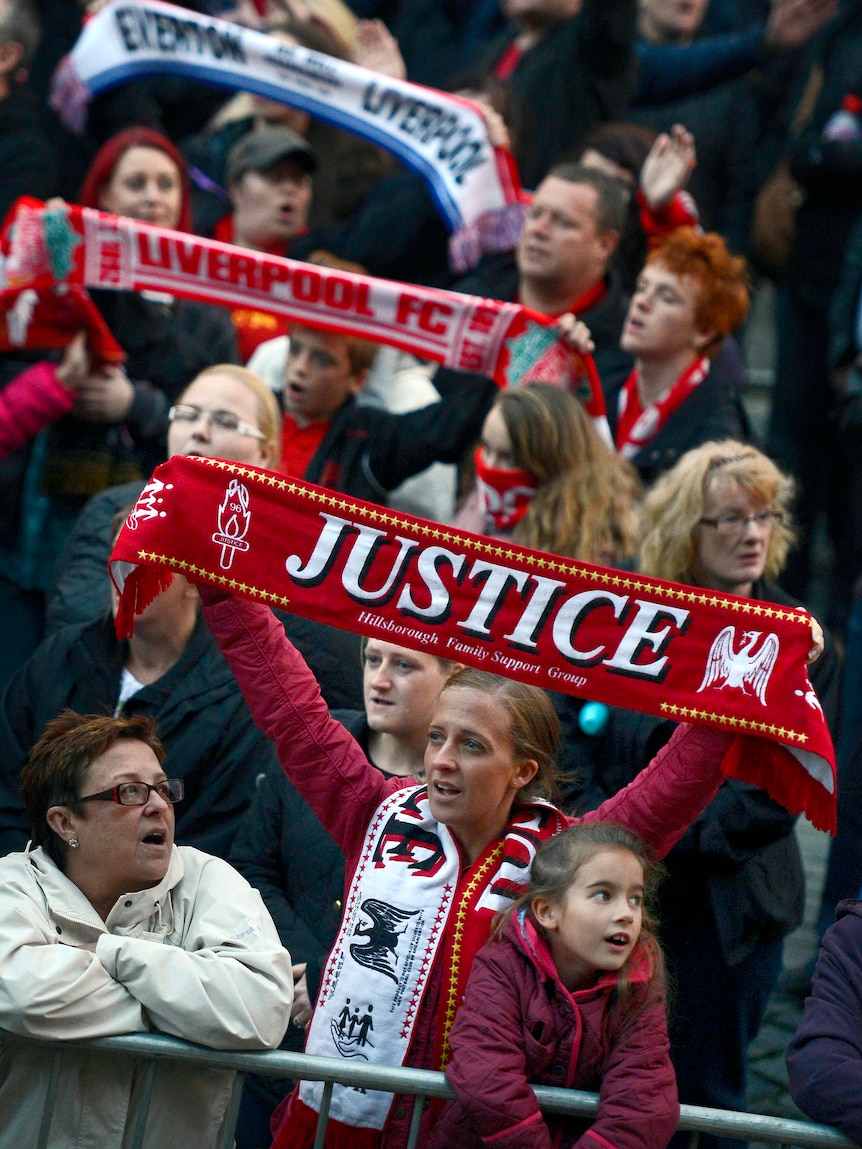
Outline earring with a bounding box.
[68,838,80,849]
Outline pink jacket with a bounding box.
[201,595,730,1149]
[429,912,678,1149]
[0,362,75,459]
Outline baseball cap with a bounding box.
[226,126,317,185]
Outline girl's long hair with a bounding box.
[496,384,640,565]
[498,822,667,1012]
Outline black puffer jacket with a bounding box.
[0,613,279,860]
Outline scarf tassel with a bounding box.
[721,734,836,834]
[114,566,174,640]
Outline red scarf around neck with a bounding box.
[615,356,710,458]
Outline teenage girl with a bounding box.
[430,822,678,1149]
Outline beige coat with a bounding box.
[0,844,293,1149]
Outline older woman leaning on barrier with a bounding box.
[0,710,293,1149]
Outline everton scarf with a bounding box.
[0,199,605,403]
[49,0,527,271]
[108,455,837,832]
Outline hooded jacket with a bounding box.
[430,910,677,1149]
[0,843,293,1149]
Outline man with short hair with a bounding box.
[456,164,633,389]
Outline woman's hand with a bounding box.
[290,961,312,1028]
[72,365,134,422]
[55,331,91,393]
[807,616,824,664]
[556,312,595,356]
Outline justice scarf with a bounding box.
[0,199,606,403]
[283,785,564,1143]
[49,0,527,272]
[108,455,837,833]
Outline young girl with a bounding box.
[430,823,677,1149]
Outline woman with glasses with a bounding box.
[0,367,290,861]
[0,710,293,1149]
[45,364,364,711]
[568,440,840,1148]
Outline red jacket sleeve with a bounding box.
[201,595,400,861]
[584,724,731,859]
[575,989,678,1149]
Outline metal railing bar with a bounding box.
[2,1030,853,1149]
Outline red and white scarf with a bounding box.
[615,356,710,458]
[0,284,125,363]
[108,455,837,832]
[1,198,602,395]
[474,447,538,531]
[292,784,563,1139]
[49,0,527,272]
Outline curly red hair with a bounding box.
[647,228,749,356]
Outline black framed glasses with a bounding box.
[168,404,266,442]
[698,510,783,537]
[79,780,185,806]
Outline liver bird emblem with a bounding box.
[696,627,779,705]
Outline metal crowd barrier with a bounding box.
[2,1030,854,1149]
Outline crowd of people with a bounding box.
[1,0,861,1146]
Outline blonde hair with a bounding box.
[183,365,282,464]
[497,384,640,564]
[638,440,796,583]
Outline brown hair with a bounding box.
[21,711,165,868]
[544,162,630,235]
[495,383,640,565]
[305,250,378,374]
[439,668,560,803]
[502,821,666,1003]
[646,229,750,357]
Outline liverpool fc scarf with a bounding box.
[108,455,836,831]
[1,199,604,400]
[292,785,563,1138]
[49,0,526,271]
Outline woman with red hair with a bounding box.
[607,227,753,486]
[74,126,240,476]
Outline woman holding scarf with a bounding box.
[196,575,755,1149]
